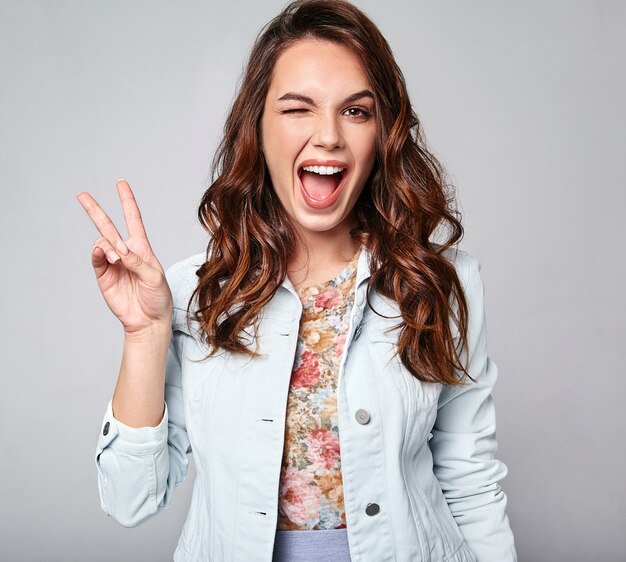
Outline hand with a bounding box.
[76,179,173,335]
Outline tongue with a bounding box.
[301,171,336,201]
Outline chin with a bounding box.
[292,213,347,235]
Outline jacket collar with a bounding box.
[279,243,373,296]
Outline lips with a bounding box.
[297,159,349,209]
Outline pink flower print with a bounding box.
[278,466,322,526]
[313,287,343,309]
[334,334,346,362]
[291,350,320,388]
[306,428,341,471]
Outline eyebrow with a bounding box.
[277,89,375,106]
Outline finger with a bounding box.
[116,179,149,242]
[91,238,122,280]
[76,191,124,248]
[90,245,113,280]
[93,237,121,265]
[113,238,162,285]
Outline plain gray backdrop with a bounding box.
[1,1,624,561]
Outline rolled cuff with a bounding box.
[96,400,168,456]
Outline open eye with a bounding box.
[343,106,372,119]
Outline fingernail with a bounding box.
[92,245,101,255]
[116,239,129,256]
[107,250,121,263]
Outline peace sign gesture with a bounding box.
[76,180,173,336]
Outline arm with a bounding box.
[78,183,192,527]
[430,255,517,561]
[94,266,191,528]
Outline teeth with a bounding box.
[302,165,345,175]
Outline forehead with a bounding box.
[268,39,371,93]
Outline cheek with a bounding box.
[279,123,310,151]
[263,120,308,170]
[366,125,378,154]
[262,122,303,201]
[354,130,377,171]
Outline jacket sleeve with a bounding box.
[430,254,517,561]
[94,269,191,528]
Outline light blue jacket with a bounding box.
[95,245,517,561]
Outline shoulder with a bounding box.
[164,251,206,311]
[431,243,482,292]
[432,246,488,340]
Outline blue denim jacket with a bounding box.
[95,245,517,561]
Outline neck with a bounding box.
[287,218,362,290]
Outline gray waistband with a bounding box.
[272,528,352,562]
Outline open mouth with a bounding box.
[298,165,347,204]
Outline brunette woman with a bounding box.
[77,1,517,560]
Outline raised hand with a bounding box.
[76,180,173,336]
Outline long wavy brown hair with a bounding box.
[190,0,472,385]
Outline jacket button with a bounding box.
[355,409,370,425]
[353,323,363,340]
[103,421,110,436]
[365,503,380,516]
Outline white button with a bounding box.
[355,409,370,424]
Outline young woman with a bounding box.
[77,1,517,560]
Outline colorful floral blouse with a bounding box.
[276,246,362,531]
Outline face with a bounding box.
[260,39,377,242]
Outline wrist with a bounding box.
[123,322,171,344]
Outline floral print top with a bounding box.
[276,245,362,531]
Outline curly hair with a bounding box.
[190,0,471,385]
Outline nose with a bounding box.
[312,114,344,150]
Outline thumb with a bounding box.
[114,239,161,284]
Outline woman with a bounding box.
[77,0,517,560]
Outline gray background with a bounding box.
[1,1,624,561]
